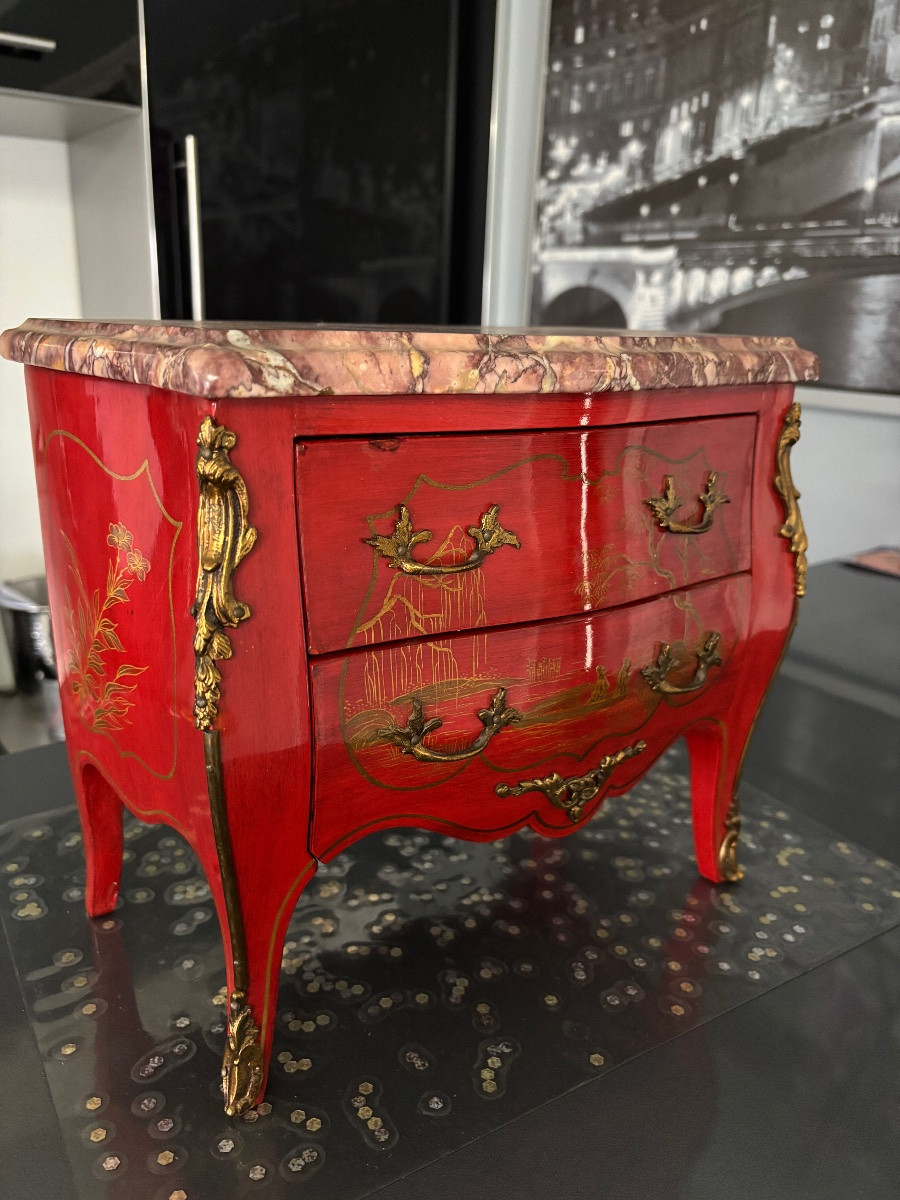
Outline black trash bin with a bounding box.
[0,577,57,695]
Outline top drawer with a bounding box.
[295,416,754,654]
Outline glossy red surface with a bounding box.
[309,574,751,852]
[21,362,800,1109]
[295,417,755,654]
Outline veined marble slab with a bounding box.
[1,319,818,399]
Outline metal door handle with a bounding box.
[183,135,205,321]
[379,688,521,763]
[0,32,57,54]
[366,504,520,576]
[641,632,722,695]
[646,471,729,534]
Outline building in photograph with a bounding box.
[534,1,900,390]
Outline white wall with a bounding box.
[0,133,83,584]
[0,133,83,690]
[482,0,551,325]
[794,388,900,564]
[69,111,158,320]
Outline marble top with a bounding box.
[0,319,818,399]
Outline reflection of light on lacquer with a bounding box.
[579,430,593,670]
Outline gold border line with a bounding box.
[261,859,316,1036]
[46,430,181,529]
[75,749,188,839]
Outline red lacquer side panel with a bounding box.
[24,369,318,1098]
[25,366,208,847]
[295,416,755,654]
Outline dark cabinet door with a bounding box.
[145,0,494,325]
[0,0,139,103]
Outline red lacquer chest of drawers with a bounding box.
[0,320,817,1113]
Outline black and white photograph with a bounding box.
[532,1,900,392]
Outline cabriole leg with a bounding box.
[76,761,124,917]
[684,719,745,885]
[203,731,317,1115]
[227,850,318,1113]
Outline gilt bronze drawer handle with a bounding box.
[495,741,647,824]
[380,687,521,763]
[641,632,722,695]
[646,471,729,534]
[366,503,520,576]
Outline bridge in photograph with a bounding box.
[537,220,900,330]
[537,92,900,330]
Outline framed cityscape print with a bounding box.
[530,1,900,393]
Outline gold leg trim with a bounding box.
[204,728,262,1115]
[192,417,262,1115]
[717,795,744,883]
[222,991,264,1117]
[774,402,808,598]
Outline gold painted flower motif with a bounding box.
[63,523,149,733]
[106,523,133,551]
[126,549,151,580]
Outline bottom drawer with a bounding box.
[309,575,751,857]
